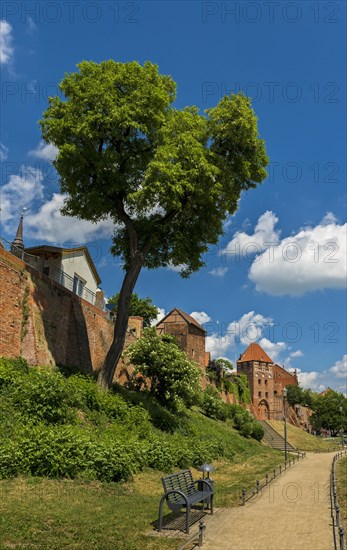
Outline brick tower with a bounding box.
[237,343,298,420]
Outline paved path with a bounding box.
[203,452,335,550]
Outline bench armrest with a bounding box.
[163,489,189,504]
[192,479,214,492]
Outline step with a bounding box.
[260,420,297,452]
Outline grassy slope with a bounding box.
[268,420,339,452]
[336,456,347,533]
[0,411,287,549]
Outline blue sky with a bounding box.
[1,1,346,392]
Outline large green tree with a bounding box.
[40,60,268,388]
[309,390,346,435]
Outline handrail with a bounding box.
[330,450,347,550]
[1,235,99,308]
[240,451,307,505]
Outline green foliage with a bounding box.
[40,60,268,277]
[213,358,233,372]
[229,404,264,441]
[285,384,315,408]
[201,387,263,441]
[107,292,159,326]
[232,374,251,404]
[40,60,268,388]
[3,357,267,482]
[309,389,347,435]
[201,384,229,421]
[125,328,201,411]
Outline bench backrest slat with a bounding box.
[162,470,196,504]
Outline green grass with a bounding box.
[0,444,288,550]
[0,476,178,549]
[0,409,289,549]
[0,359,295,547]
[268,420,340,452]
[336,456,347,533]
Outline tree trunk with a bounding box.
[97,258,143,389]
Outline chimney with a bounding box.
[95,288,105,310]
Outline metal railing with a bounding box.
[177,520,206,549]
[240,451,307,505]
[1,236,99,308]
[330,450,347,550]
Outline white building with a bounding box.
[10,214,103,308]
[24,245,101,304]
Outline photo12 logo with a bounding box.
[201,2,340,24]
[202,81,340,104]
[1,2,140,24]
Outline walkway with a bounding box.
[203,452,335,550]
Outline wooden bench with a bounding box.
[158,469,214,534]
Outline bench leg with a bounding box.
[210,494,214,515]
[158,495,166,532]
[186,504,190,534]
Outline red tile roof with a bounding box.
[237,343,273,363]
[156,307,206,332]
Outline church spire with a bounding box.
[11,210,25,251]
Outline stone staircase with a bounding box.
[260,420,297,452]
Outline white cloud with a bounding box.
[166,263,189,273]
[297,369,320,389]
[289,356,347,394]
[209,266,228,277]
[290,350,304,358]
[152,307,166,326]
[258,337,287,363]
[285,349,304,369]
[0,20,13,65]
[0,166,44,224]
[206,310,274,358]
[24,193,114,244]
[321,212,338,226]
[223,211,280,257]
[249,213,347,295]
[329,354,347,379]
[27,17,37,33]
[1,164,117,243]
[29,141,58,161]
[190,311,211,325]
[0,143,9,161]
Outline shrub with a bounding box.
[229,404,264,440]
[125,328,201,411]
[0,357,264,483]
[0,356,29,388]
[251,422,265,441]
[201,384,228,421]
[7,368,78,424]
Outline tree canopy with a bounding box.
[40,60,269,388]
[309,389,346,435]
[108,292,158,326]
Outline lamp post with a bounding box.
[339,405,343,448]
[198,463,214,510]
[283,387,288,462]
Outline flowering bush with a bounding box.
[125,328,201,411]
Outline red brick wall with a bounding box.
[0,247,134,382]
[156,313,207,390]
[237,357,299,423]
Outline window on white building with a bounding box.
[73,274,86,298]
